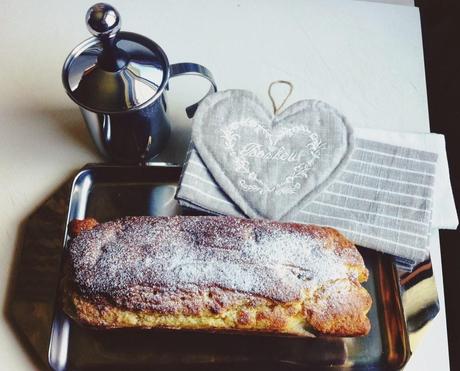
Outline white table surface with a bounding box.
[0,0,449,369]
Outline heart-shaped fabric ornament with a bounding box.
[192,89,354,220]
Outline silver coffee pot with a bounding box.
[62,3,217,163]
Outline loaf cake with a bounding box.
[63,216,372,337]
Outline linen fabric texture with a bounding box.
[176,90,443,265]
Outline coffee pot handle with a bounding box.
[169,63,217,118]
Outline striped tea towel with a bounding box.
[177,137,440,265]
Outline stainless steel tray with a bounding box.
[47,164,434,370]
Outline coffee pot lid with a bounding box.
[62,3,169,113]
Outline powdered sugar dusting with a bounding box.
[69,216,358,303]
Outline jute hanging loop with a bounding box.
[268,80,294,114]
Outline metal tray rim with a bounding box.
[47,164,420,371]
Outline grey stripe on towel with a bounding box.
[176,138,437,264]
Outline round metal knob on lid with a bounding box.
[86,3,128,72]
[86,3,121,37]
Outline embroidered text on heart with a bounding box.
[220,118,327,195]
[241,143,308,162]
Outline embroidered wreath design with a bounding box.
[220,118,326,195]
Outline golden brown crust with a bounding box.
[63,216,372,337]
[63,281,370,337]
[306,279,372,336]
[69,218,99,237]
[63,285,316,336]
